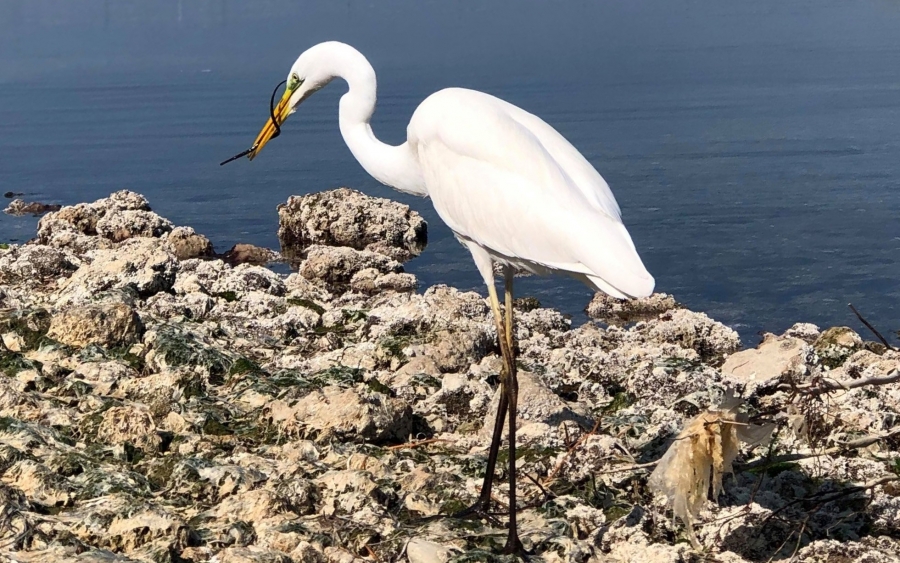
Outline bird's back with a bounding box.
[408,88,654,298]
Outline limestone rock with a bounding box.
[3,199,61,216]
[406,538,456,563]
[299,245,403,289]
[101,502,192,553]
[95,209,173,242]
[47,302,143,349]
[0,245,79,283]
[641,308,741,361]
[794,537,900,562]
[277,188,427,262]
[423,327,495,372]
[37,190,151,242]
[480,370,591,441]
[165,226,214,260]
[222,243,279,266]
[586,292,679,324]
[211,263,286,297]
[56,238,177,303]
[721,333,812,390]
[349,268,417,294]
[215,547,293,563]
[266,385,412,443]
[814,326,863,367]
[1,459,73,507]
[95,405,163,453]
[782,322,821,343]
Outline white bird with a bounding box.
[226,41,654,554]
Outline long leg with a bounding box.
[501,269,525,555]
[452,281,509,517]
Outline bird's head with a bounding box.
[221,43,343,165]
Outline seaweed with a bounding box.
[152,325,232,379]
[0,308,51,351]
[287,297,326,315]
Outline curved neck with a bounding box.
[331,47,425,196]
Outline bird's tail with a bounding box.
[582,222,655,299]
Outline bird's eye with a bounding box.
[289,73,302,90]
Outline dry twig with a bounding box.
[849,303,896,351]
[386,438,452,451]
[780,369,900,397]
[742,429,900,471]
[542,417,602,484]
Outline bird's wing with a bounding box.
[408,88,653,298]
[487,94,622,222]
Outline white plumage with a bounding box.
[235,40,654,555]
[409,87,654,299]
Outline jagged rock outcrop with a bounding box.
[277,187,427,262]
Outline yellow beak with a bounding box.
[248,87,295,161]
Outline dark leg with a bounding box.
[501,270,526,555]
[452,389,508,516]
[452,282,510,518]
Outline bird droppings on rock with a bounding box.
[1,190,899,562]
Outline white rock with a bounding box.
[406,539,456,563]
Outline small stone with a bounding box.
[349,268,417,294]
[96,405,163,453]
[266,385,412,444]
[406,538,456,563]
[480,370,591,441]
[222,243,279,266]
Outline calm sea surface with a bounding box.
[1,0,898,344]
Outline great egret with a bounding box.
[224,41,654,555]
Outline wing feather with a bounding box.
[409,88,654,298]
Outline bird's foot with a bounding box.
[444,497,506,528]
[449,497,488,519]
[502,532,530,559]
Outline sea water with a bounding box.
[1,0,898,344]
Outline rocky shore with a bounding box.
[0,190,898,563]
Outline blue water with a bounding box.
[1,0,899,344]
